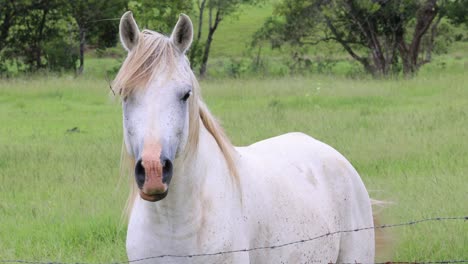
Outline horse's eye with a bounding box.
[181,90,192,102]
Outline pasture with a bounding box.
[0,68,467,261]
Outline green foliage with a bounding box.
[207,0,262,16]
[422,19,455,55]
[0,0,126,74]
[254,0,464,77]
[188,40,205,69]
[2,0,66,71]
[43,38,79,72]
[1,0,466,77]
[69,0,127,49]
[127,0,194,34]
[443,0,468,25]
[251,16,285,49]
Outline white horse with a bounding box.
[114,11,375,264]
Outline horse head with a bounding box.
[116,11,196,202]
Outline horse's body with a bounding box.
[127,130,374,263]
[116,12,374,264]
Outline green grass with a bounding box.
[0,78,126,261]
[0,69,467,261]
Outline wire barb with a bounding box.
[1,216,466,264]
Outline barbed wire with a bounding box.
[2,260,467,264]
[1,216,466,264]
[91,18,121,23]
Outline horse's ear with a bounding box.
[170,14,193,54]
[119,11,140,52]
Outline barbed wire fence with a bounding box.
[1,216,466,264]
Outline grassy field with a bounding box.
[0,63,467,262]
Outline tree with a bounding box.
[194,0,259,78]
[0,0,128,74]
[69,0,127,74]
[254,0,461,77]
[4,0,65,71]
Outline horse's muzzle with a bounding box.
[134,156,173,202]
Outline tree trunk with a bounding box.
[188,0,206,69]
[196,0,206,41]
[255,45,262,69]
[35,8,49,69]
[369,35,388,76]
[199,7,221,78]
[365,21,388,76]
[199,27,214,78]
[425,15,442,63]
[342,0,389,76]
[400,0,438,76]
[78,26,86,75]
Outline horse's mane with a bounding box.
[113,30,239,218]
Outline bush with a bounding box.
[44,38,79,72]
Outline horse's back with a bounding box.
[236,132,374,263]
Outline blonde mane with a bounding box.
[113,31,239,218]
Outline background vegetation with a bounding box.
[1,0,467,78]
[0,0,467,262]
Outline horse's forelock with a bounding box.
[112,31,178,97]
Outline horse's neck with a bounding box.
[141,122,232,226]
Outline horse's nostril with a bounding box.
[135,157,173,188]
[162,158,173,184]
[135,159,145,189]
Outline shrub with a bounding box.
[44,38,79,72]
